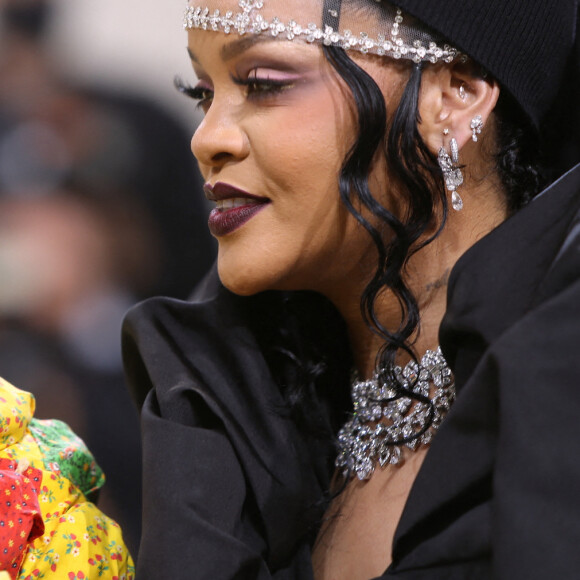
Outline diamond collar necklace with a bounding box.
[335,347,455,481]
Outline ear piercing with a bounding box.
[444,115,484,142]
[459,84,467,101]
[470,115,484,142]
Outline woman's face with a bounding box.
[188,29,406,299]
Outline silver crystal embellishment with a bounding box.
[184,2,460,64]
[335,347,455,481]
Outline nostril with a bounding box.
[211,151,233,163]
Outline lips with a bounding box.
[205,182,269,237]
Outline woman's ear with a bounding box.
[418,62,500,155]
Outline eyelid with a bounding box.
[231,73,297,102]
[242,66,302,83]
[231,67,300,94]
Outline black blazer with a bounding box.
[123,164,580,579]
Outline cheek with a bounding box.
[253,84,356,206]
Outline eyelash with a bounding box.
[175,77,213,109]
[174,74,292,109]
[232,74,292,98]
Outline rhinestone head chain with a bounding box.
[335,347,455,481]
[184,0,460,64]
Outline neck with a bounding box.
[336,276,447,380]
[327,183,508,379]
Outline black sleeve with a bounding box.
[137,389,315,579]
[490,231,580,577]
[122,289,327,579]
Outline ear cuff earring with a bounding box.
[470,115,484,142]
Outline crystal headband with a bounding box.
[184,0,460,64]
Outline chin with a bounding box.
[217,258,307,296]
[220,278,262,297]
[217,261,271,297]
[215,243,316,296]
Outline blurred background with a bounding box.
[0,0,216,556]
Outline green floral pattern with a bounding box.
[28,420,105,498]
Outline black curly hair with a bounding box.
[271,45,544,455]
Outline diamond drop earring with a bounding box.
[438,137,464,211]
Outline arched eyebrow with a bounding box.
[187,34,279,63]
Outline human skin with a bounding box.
[187,25,506,579]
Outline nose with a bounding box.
[191,102,249,168]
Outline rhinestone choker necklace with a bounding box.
[335,347,455,481]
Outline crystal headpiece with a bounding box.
[184,0,461,64]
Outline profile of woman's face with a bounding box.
[188,28,406,299]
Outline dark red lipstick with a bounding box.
[204,182,269,237]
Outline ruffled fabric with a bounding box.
[0,377,134,579]
[0,459,44,578]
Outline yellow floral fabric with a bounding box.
[0,378,134,579]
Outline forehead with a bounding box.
[187,29,322,69]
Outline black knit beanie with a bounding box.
[390,0,579,132]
